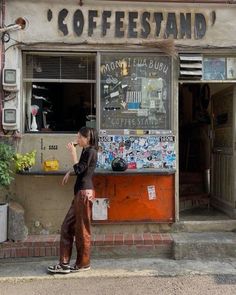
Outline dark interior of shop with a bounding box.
[27,82,96,132]
[179,83,232,220]
[179,83,211,173]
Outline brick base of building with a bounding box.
[0,233,173,259]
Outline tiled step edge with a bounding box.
[0,233,173,259]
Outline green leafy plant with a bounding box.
[14,150,36,172]
[0,142,15,188]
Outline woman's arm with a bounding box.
[62,170,71,185]
[61,143,78,184]
[73,148,96,175]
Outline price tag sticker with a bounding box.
[99,136,113,142]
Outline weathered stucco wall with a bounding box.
[15,174,75,234]
[4,0,236,48]
[14,134,83,233]
[17,134,82,171]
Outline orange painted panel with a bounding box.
[93,174,175,222]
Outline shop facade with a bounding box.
[1,0,236,234]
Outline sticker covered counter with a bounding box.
[17,134,176,225]
[93,134,176,223]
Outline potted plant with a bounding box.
[0,142,15,242]
[14,150,36,172]
[0,142,15,188]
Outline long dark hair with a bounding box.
[79,127,98,150]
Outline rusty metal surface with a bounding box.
[94,174,175,222]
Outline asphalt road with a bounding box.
[0,275,236,295]
[0,258,236,295]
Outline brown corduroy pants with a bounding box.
[59,189,94,268]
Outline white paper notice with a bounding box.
[92,198,108,220]
[147,185,157,200]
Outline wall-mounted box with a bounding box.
[2,107,18,130]
[2,68,20,92]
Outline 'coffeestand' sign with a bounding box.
[47,7,214,40]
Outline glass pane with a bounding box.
[100,53,172,130]
[61,56,95,80]
[25,55,60,79]
[203,57,226,80]
[24,54,96,81]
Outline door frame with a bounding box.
[211,84,236,218]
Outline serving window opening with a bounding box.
[23,53,96,132]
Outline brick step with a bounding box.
[0,233,173,260]
[2,232,236,260]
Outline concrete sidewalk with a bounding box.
[0,257,236,282]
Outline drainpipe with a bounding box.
[103,0,236,3]
[0,0,5,133]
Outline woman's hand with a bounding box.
[62,170,71,185]
[67,142,78,165]
[67,142,76,153]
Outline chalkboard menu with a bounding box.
[100,54,171,130]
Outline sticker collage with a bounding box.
[97,135,176,170]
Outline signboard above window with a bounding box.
[100,53,172,131]
[179,54,236,81]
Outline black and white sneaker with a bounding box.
[47,263,71,274]
[70,265,91,273]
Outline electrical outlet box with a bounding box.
[2,107,18,130]
[2,68,20,92]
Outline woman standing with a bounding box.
[48,127,98,274]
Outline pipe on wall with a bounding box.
[0,0,5,133]
[102,0,236,3]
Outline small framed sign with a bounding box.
[227,58,236,79]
